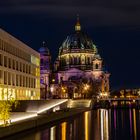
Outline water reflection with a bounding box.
[61,122,66,140]
[100,109,109,140]
[50,126,56,140]
[133,109,137,140]
[84,112,89,140]
[3,109,140,140]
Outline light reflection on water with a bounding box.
[3,109,140,140]
[100,109,109,140]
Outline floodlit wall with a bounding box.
[0,28,40,100]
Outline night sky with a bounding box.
[0,0,140,90]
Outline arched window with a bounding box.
[72,57,74,65]
[87,57,90,64]
[74,57,77,64]
[69,56,72,65]
[81,55,85,64]
[77,57,80,64]
[95,63,98,69]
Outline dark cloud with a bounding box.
[0,0,140,26]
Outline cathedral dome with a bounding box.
[55,16,100,72]
[59,17,97,55]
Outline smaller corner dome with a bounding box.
[94,53,102,60]
[39,41,50,55]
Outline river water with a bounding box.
[4,109,140,140]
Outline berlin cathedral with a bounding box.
[39,17,110,99]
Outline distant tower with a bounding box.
[39,41,51,99]
[92,54,110,96]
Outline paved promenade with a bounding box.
[0,108,89,138]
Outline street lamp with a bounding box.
[84,84,89,91]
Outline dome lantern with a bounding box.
[75,15,81,32]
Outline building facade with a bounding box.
[53,18,110,98]
[0,28,40,100]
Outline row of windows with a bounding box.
[0,54,37,76]
[0,70,36,88]
[0,88,39,100]
[60,56,91,66]
[0,38,31,62]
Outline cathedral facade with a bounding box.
[39,18,110,99]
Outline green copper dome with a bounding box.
[59,17,97,55]
[59,32,97,55]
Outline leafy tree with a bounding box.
[0,101,11,126]
[0,92,18,127]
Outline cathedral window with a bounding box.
[77,57,80,64]
[87,57,90,64]
[69,56,72,65]
[74,57,77,64]
[41,58,44,65]
[95,64,98,69]
[81,55,85,64]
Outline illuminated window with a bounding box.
[95,64,98,69]
[23,76,25,87]
[34,79,35,88]
[23,64,25,72]
[74,57,77,64]
[81,55,85,64]
[8,72,11,85]
[28,77,30,88]
[87,57,90,64]
[20,75,22,87]
[16,75,18,86]
[16,61,18,70]
[31,55,40,66]
[26,64,28,73]
[4,56,7,67]
[20,62,22,72]
[0,54,3,66]
[4,71,7,84]
[0,70,3,84]
[12,74,15,86]
[13,60,15,69]
[8,58,11,68]
[26,77,28,87]
[29,66,31,74]
[77,57,80,64]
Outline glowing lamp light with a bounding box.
[84,84,89,91]
[50,87,54,92]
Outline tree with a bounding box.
[0,101,11,126]
[0,92,18,127]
